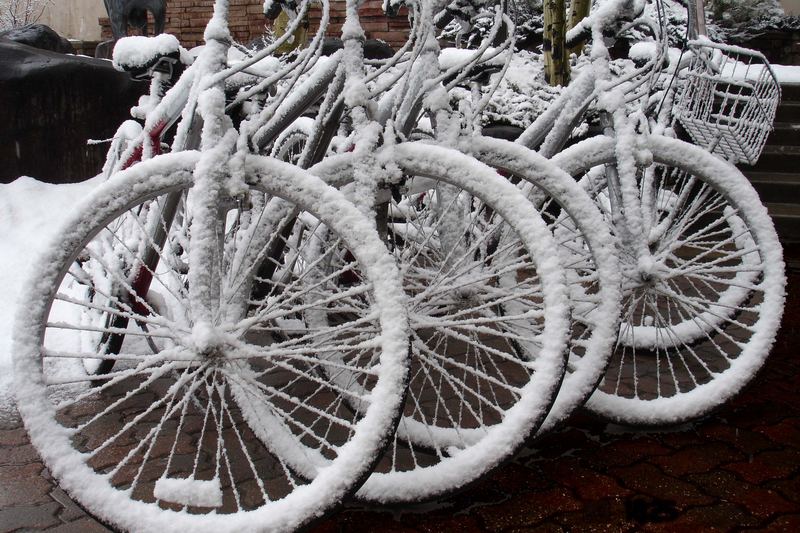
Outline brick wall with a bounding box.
[100,1,411,50]
[308,1,411,50]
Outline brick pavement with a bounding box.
[2,265,800,532]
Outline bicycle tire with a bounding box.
[466,136,622,434]
[299,142,571,502]
[12,152,409,532]
[552,134,786,425]
[269,116,314,165]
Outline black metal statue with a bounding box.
[104,0,167,40]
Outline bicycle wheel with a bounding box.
[72,193,180,378]
[303,143,570,502]
[269,116,313,165]
[102,119,144,179]
[466,136,621,434]
[13,152,409,531]
[552,134,786,425]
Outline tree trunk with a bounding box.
[567,0,592,56]
[543,0,569,86]
[687,0,707,38]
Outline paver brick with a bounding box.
[505,523,565,532]
[45,517,113,532]
[479,462,554,495]
[49,487,86,523]
[475,488,582,532]
[697,422,777,455]
[654,426,710,450]
[759,513,800,531]
[550,498,636,532]
[0,463,51,507]
[639,502,760,532]
[540,458,630,501]
[756,418,800,447]
[723,402,789,429]
[724,449,800,484]
[765,476,800,505]
[415,513,484,533]
[584,437,673,467]
[649,443,741,477]
[688,471,797,519]
[526,427,599,460]
[0,462,42,485]
[609,463,715,508]
[0,502,61,530]
[312,511,417,533]
[0,427,28,447]
[0,442,41,466]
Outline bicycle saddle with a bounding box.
[112,34,189,81]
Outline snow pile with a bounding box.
[717,61,800,84]
[0,175,101,427]
[772,64,800,83]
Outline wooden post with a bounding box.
[687,0,707,38]
[567,0,591,56]
[543,0,570,86]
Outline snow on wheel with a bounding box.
[552,134,786,425]
[269,116,314,165]
[299,143,571,502]
[465,137,621,434]
[12,152,409,532]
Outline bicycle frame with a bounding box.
[502,0,686,281]
[98,0,532,363]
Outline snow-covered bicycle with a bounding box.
[230,0,577,503]
[12,0,576,526]
[12,1,415,530]
[223,0,622,503]
[525,0,786,425]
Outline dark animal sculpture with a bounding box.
[103,0,167,40]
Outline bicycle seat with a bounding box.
[112,34,189,81]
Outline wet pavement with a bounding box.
[2,256,800,532]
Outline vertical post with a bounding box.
[543,0,569,86]
[687,0,707,39]
[567,0,591,56]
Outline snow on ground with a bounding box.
[0,175,102,427]
[773,64,800,83]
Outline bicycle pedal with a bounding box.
[153,476,223,508]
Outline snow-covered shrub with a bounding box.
[707,0,800,39]
[436,0,543,48]
[509,0,544,45]
[481,49,560,128]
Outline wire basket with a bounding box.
[674,40,781,166]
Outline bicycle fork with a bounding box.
[602,110,659,284]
